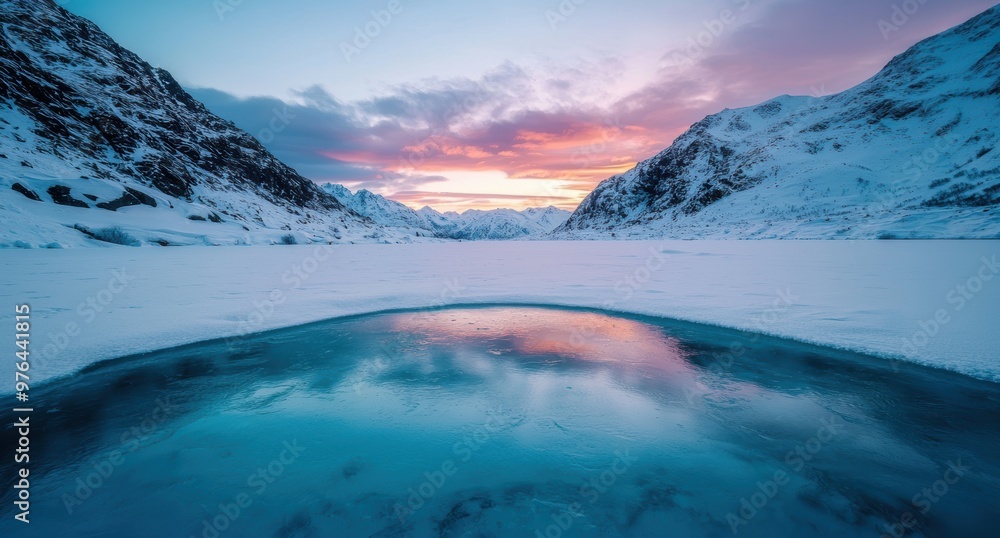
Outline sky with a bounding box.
[64,0,999,212]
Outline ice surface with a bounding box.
[3,307,998,537]
[1,240,998,387]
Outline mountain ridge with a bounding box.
[556,4,1000,239]
[321,183,571,240]
[0,0,411,247]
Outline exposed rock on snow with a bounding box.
[558,6,1000,239]
[0,0,414,247]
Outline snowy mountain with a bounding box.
[446,208,542,240]
[0,0,415,248]
[321,184,432,233]
[523,206,577,230]
[322,183,570,240]
[418,206,463,232]
[558,6,1000,239]
[422,205,570,240]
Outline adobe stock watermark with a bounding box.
[392,412,514,524]
[61,397,176,514]
[878,0,930,41]
[545,0,591,30]
[683,287,800,406]
[225,245,337,350]
[726,416,845,534]
[398,84,490,170]
[664,0,752,67]
[213,0,246,22]
[892,255,998,371]
[777,84,829,141]
[870,133,959,215]
[340,0,405,63]
[256,106,295,144]
[879,459,970,538]
[571,116,623,169]
[902,133,959,183]
[352,277,466,392]
[601,245,671,308]
[191,440,307,538]
[535,449,639,538]
[36,268,134,370]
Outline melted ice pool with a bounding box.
[3,307,999,537]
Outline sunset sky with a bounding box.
[66,0,998,211]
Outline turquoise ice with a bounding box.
[3,307,998,537]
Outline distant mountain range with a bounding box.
[557,5,1000,239]
[322,184,570,240]
[1,0,997,247]
[0,0,563,248]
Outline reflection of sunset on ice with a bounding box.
[388,307,691,374]
[7,306,1000,537]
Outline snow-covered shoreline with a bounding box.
[3,240,998,387]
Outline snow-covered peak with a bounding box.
[0,0,416,247]
[322,183,354,201]
[321,183,430,231]
[522,206,572,230]
[320,184,569,240]
[558,5,1000,239]
[451,208,543,241]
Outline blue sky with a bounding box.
[63,0,1000,211]
[63,0,749,100]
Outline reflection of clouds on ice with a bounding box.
[5,241,999,389]
[8,306,1000,537]
[387,307,691,372]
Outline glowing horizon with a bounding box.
[65,0,1000,212]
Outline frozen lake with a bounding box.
[3,240,999,386]
[3,306,998,537]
